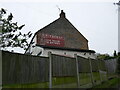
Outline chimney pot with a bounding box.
[60,10,66,18]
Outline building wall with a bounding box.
[36,17,89,50]
[36,32,88,50]
[31,46,96,59]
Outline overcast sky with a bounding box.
[0,0,118,55]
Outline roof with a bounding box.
[36,44,95,53]
[36,10,88,42]
[25,10,92,53]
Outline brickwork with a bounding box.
[36,11,89,50]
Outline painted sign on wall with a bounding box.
[37,33,64,47]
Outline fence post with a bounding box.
[88,57,94,86]
[0,51,2,89]
[48,52,52,88]
[97,59,102,83]
[74,54,80,88]
[112,59,116,74]
[104,60,109,80]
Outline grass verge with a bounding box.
[91,77,120,89]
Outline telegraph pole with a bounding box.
[114,1,120,54]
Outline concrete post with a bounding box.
[0,50,2,90]
[112,59,116,73]
[103,60,108,81]
[104,60,109,81]
[88,57,94,86]
[118,4,120,53]
[97,59,102,83]
[74,54,80,88]
[48,52,52,88]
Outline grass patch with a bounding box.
[93,72,100,81]
[91,77,120,89]
[79,72,101,85]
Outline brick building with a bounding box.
[25,10,96,59]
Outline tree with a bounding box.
[0,8,32,51]
[97,53,111,60]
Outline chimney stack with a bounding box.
[60,10,66,18]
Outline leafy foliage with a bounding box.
[97,52,119,60]
[0,8,32,51]
[97,54,111,60]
